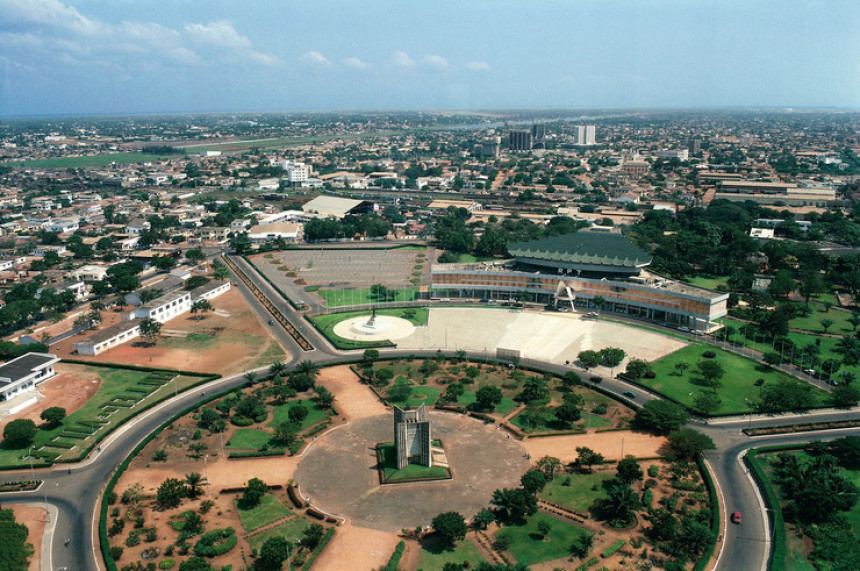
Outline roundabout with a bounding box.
[331,312,416,342]
[294,412,529,532]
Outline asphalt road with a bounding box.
[1,254,857,570]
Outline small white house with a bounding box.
[0,353,59,401]
[132,290,191,323]
[74,321,141,356]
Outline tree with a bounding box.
[178,557,213,571]
[362,349,380,365]
[139,318,161,344]
[239,478,268,510]
[592,296,606,314]
[39,407,66,428]
[0,508,34,570]
[625,358,650,379]
[521,470,547,495]
[301,523,325,549]
[316,386,335,410]
[288,404,309,425]
[831,384,860,408]
[519,377,549,403]
[757,379,815,413]
[560,371,581,391]
[599,347,626,371]
[432,511,467,548]
[490,488,537,523]
[616,457,644,484]
[575,447,604,473]
[190,299,213,319]
[474,385,503,411]
[635,400,690,434]
[666,429,715,461]
[156,478,186,509]
[536,455,561,481]
[185,248,206,264]
[695,359,725,390]
[185,472,204,499]
[294,360,320,381]
[473,509,495,530]
[673,362,690,376]
[537,519,552,539]
[257,536,289,571]
[272,421,298,448]
[821,318,835,334]
[598,481,640,525]
[570,534,594,559]
[2,419,36,448]
[693,392,722,415]
[213,263,230,281]
[577,350,601,369]
[555,400,581,426]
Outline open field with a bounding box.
[270,399,327,430]
[639,344,830,414]
[788,306,857,335]
[0,363,204,468]
[53,287,285,376]
[7,152,178,168]
[540,471,613,513]
[226,428,274,450]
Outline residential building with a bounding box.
[0,353,59,402]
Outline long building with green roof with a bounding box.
[431,229,728,332]
[508,230,652,277]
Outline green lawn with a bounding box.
[722,318,860,381]
[7,152,178,168]
[226,429,273,450]
[247,518,309,551]
[640,344,829,414]
[457,391,517,415]
[387,382,442,408]
[308,307,428,350]
[378,443,450,482]
[235,494,292,532]
[417,538,485,570]
[788,307,856,335]
[498,513,591,566]
[540,472,613,512]
[269,399,328,431]
[0,364,205,468]
[318,287,420,307]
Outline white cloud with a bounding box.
[465,61,491,72]
[0,0,100,36]
[393,50,415,67]
[184,21,251,50]
[423,54,449,70]
[342,57,370,70]
[300,50,331,67]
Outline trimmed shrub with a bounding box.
[194,528,237,557]
[702,351,716,359]
[601,539,625,558]
[386,540,406,571]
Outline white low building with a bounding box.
[247,222,303,244]
[0,353,60,401]
[133,290,192,323]
[74,321,141,356]
[190,280,231,302]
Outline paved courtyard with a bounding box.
[396,308,687,367]
[294,412,528,532]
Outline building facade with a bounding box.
[0,353,59,401]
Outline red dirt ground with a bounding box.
[0,363,101,434]
[8,504,46,570]
[51,288,286,376]
[523,430,667,463]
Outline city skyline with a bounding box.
[1,0,859,117]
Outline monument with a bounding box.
[393,404,432,470]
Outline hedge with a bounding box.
[692,456,721,571]
[228,449,285,459]
[601,539,625,558]
[299,526,335,570]
[576,556,599,570]
[194,528,237,557]
[385,540,406,571]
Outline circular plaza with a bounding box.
[294,412,529,532]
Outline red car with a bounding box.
[731,511,742,524]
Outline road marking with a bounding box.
[737,450,770,571]
[703,458,728,571]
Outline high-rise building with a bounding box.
[531,124,546,149]
[574,125,596,146]
[687,137,702,155]
[508,129,533,151]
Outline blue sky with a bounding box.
[1,0,858,116]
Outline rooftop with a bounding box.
[508,231,652,269]
[0,352,59,386]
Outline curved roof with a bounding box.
[508,231,652,269]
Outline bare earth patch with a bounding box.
[8,504,46,570]
[523,430,667,463]
[312,521,401,571]
[0,363,100,434]
[52,288,287,375]
[314,365,387,421]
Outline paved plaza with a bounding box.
[396,308,687,366]
[294,412,529,532]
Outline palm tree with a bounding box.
[602,482,640,525]
[269,360,288,378]
[294,360,320,380]
[185,472,204,499]
[244,371,258,385]
[570,534,594,559]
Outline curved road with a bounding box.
[2,254,857,570]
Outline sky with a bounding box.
[1,0,858,116]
